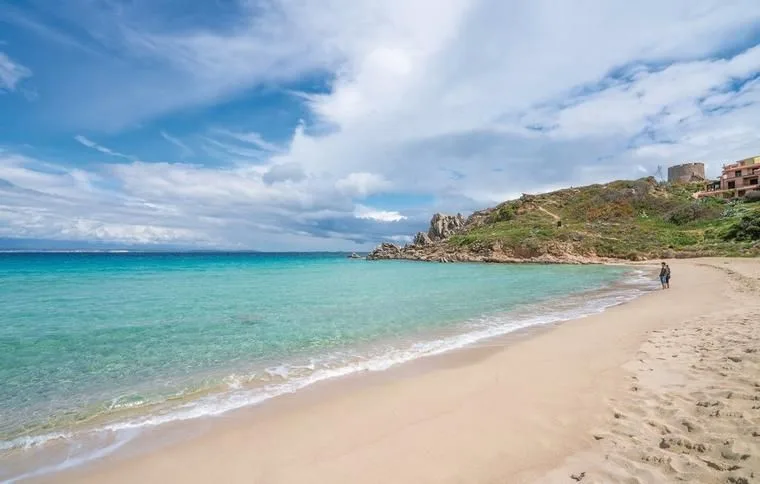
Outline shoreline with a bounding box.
[365,248,752,265]
[2,264,649,482]
[16,258,760,483]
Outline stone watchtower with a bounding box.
[667,162,706,183]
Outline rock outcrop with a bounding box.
[366,240,601,264]
[367,213,465,261]
[366,242,403,260]
[413,232,433,246]
[367,208,605,263]
[428,213,465,241]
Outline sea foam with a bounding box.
[0,269,655,483]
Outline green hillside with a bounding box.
[448,177,760,260]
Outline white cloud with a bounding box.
[201,137,274,162]
[354,205,406,222]
[536,45,760,139]
[238,0,760,208]
[335,172,391,197]
[5,0,760,248]
[0,154,207,246]
[0,3,103,56]
[0,151,423,249]
[0,51,32,92]
[58,220,207,245]
[216,130,284,152]
[388,234,413,243]
[160,131,194,157]
[262,162,306,185]
[74,135,132,159]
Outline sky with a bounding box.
[1,0,760,251]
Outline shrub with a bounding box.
[699,196,726,209]
[488,205,516,223]
[722,200,743,218]
[664,201,721,225]
[668,231,700,246]
[722,211,760,241]
[583,200,635,221]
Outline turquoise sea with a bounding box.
[0,252,654,480]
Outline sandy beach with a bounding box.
[45,258,760,484]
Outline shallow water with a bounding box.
[0,252,653,480]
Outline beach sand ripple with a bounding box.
[545,260,760,483]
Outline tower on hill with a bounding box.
[668,162,705,183]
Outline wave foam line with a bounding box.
[1,272,655,482]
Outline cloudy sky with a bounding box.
[1,0,760,250]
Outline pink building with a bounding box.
[720,155,760,197]
[697,155,760,199]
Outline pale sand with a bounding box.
[48,258,760,484]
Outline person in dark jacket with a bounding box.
[659,262,668,289]
[665,263,671,288]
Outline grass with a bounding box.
[447,177,760,259]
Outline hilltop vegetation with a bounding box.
[448,177,760,260]
[369,177,760,262]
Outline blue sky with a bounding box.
[1,0,760,250]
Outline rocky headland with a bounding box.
[367,177,760,263]
[367,212,605,264]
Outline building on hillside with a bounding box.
[668,162,706,183]
[695,155,760,199]
[720,155,760,196]
[705,179,721,192]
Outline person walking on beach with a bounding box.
[659,262,668,290]
[665,263,671,289]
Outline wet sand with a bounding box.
[46,258,760,484]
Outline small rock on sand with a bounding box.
[570,471,586,481]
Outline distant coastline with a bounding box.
[0,249,369,255]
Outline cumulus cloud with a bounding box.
[0,51,32,92]
[3,0,760,248]
[262,162,306,185]
[335,173,391,197]
[0,155,209,246]
[354,205,407,223]
[0,152,420,249]
[532,45,760,140]
[221,0,760,211]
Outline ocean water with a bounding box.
[0,252,653,480]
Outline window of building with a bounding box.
[750,178,759,186]
[735,170,742,177]
[728,181,736,189]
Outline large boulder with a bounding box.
[427,213,465,241]
[366,243,403,260]
[413,232,433,246]
[367,213,465,261]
